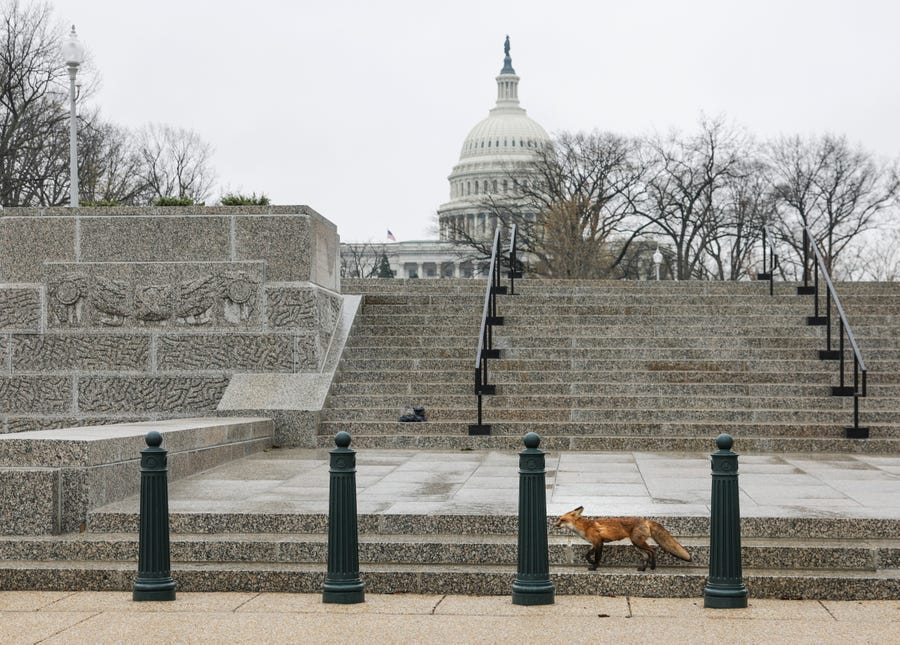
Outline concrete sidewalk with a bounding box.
[1,591,897,644]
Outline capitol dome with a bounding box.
[438,37,550,241]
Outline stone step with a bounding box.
[1,533,895,571]
[332,369,854,386]
[359,303,817,316]
[83,513,898,539]
[492,335,831,349]
[1,559,896,598]
[320,405,891,423]
[497,348,861,361]
[329,381,900,398]
[334,357,866,372]
[317,420,900,439]
[324,393,868,412]
[315,434,897,453]
[348,278,900,294]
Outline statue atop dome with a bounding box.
[501,35,515,74]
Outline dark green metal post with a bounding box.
[512,432,555,605]
[704,433,748,608]
[133,431,176,601]
[322,431,365,604]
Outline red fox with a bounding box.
[554,506,692,572]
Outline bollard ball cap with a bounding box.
[523,432,541,449]
[145,431,163,448]
[715,433,734,451]
[334,431,352,448]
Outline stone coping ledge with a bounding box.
[0,417,274,535]
[0,205,323,218]
[0,417,273,468]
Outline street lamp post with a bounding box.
[652,245,663,281]
[62,26,84,208]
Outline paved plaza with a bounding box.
[97,446,900,520]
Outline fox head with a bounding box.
[554,505,584,529]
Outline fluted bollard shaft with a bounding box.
[322,431,365,604]
[512,432,555,606]
[704,433,748,608]
[133,431,176,601]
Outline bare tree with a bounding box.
[0,0,69,205]
[840,233,900,281]
[768,134,899,276]
[446,130,647,278]
[340,242,396,279]
[78,113,148,205]
[638,118,746,280]
[136,123,215,203]
[707,158,775,280]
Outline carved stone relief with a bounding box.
[45,264,263,329]
[47,272,90,326]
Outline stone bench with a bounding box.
[0,417,273,535]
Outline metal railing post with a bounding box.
[799,224,868,437]
[470,227,506,435]
[797,228,815,295]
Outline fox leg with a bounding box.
[584,542,604,570]
[630,536,657,572]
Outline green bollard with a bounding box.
[512,432,555,605]
[133,431,176,601]
[322,431,365,604]
[704,433,748,608]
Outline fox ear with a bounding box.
[572,506,584,517]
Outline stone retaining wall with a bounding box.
[0,206,342,438]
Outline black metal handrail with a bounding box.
[508,223,521,295]
[468,226,506,436]
[757,226,778,296]
[800,225,868,438]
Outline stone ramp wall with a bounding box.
[0,206,342,439]
[0,417,273,534]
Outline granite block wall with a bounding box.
[0,206,342,435]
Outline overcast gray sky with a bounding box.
[49,0,900,243]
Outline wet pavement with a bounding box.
[100,446,900,520]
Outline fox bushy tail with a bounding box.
[649,522,691,561]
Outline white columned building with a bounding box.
[340,36,550,279]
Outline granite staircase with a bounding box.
[1,510,897,599]
[331,279,900,453]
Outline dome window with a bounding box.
[488,140,491,147]
[467,181,471,195]
[511,139,515,147]
[483,180,488,193]
[496,139,500,147]
[502,180,508,193]
[474,181,479,195]
[481,141,484,148]
[492,180,498,193]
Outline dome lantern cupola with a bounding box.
[437,37,550,241]
[496,35,519,106]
